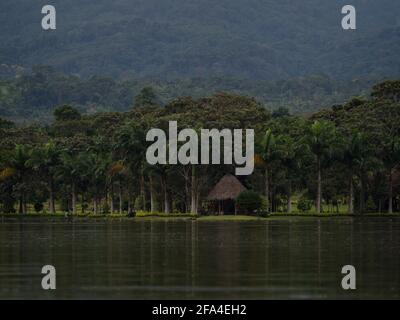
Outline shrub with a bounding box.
[34,202,44,213]
[102,203,110,214]
[236,191,262,214]
[297,197,312,212]
[54,105,81,122]
[60,198,69,212]
[134,196,144,211]
[366,196,376,212]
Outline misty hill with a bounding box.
[1,0,399,80]
[0,66,376,124]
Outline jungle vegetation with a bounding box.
[0,65,376,123]
[0,80,399,216]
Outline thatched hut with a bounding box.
[206,174,247,215]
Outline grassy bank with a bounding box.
[1,211,400,221]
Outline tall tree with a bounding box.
[382,137,400,214]
[27,142,61,214]
[306,121,337,214]
[341,131,369,214]
[258,129,277,212]
[56,152,87,215]
[134,87,158,107]
[9,145,31,214]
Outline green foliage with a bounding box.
[307,120,338,159]
[0,1,399,81]
[134,87,158,107]
[366,196,376,212]
[0,117,14,129]
[54,105,81,122]
[0,80,400,215]
[371,80,400,102]
[236,191,262,214]
[34,202,44,213]
[102,203,110,214]
[0,67,379,124]
[272,107,290,118]
[297,197,312,212]
[134,197,144,211]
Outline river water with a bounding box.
[0,217,399,299]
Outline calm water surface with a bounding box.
[0,217,399,299]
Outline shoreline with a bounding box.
[1,212,399,222]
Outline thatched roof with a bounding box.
[206,174,247,201]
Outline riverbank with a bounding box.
[1,211,399,221]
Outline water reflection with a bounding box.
[0,217,399,299]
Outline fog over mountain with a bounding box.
[1,0,399,80]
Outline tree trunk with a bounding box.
[72,182,77,215]
[265,168,269,212]
[81,192,85,214]
[359,176,365,214]
[110,183,114,213]
[184,170,190,212]
[23,196,27,214]
[160,173,170,214]
[388,168,393,214]
[19,195,24,214]
[348,175,354,214]
[119,180,123,214]
[316,157,322,214]
[149,175,156,212]
[287,181,292,213]
[164,181,170,214]
[48,177,56,214]
[140,172,146,211]
[127,183,132,212]
[191,165,197,214]
[93,197,98,215]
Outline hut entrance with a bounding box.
[206,174,246,215]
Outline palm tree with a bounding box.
[56,152,87,215]
[113,122,147,210]
[8,145,31,214]
[383,137,400,213]
[108,160,129,214]
[84,152,112,215]
[26,141,60,214]
[342,131,369,214]
[259,129,276,212]
[307,121,337,214]
[275,134,302,213]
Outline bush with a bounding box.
[34,202,44,213]
[0,197,16,213]
[134,196,144,211]
[102,203,110,214]
[60,198,69,212]
[366,196,376,212]
[297,197,312,212]
[54,105,81,122]
[236,191,262,214]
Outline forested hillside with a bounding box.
[0,0,399,80]
[0,66,375,123]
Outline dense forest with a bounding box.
[0,65,375,123]
[1,0,399,80]
[0,80,399,215]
